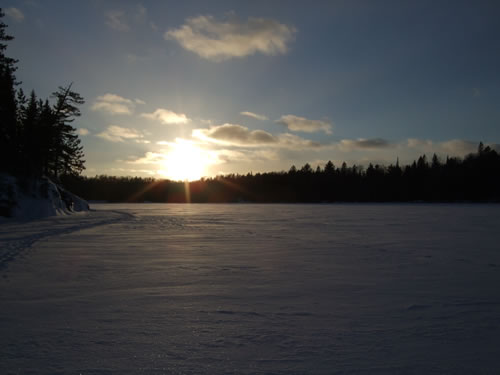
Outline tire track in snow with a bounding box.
[0,210,134,271]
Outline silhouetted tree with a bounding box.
[0,12,85,180]
[48,84,85,178]
[300,163,313,174]
[324,161,335,174]
[0,9,18,173]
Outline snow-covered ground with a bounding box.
[0,174,89,220]
[1,203,500,374]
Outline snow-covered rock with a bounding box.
[0,174,89,219]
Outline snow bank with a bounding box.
[0,174,89,220]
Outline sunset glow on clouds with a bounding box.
[141,109,190,125]
[165,15,296,61]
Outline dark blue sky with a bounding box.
[3,0,499,179]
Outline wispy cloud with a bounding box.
[407,138,433,149]
[192,123,322,149]
[165,14,296,61]
[141,108,190,125]
[127,151,166,165]
[77,128,90,136]
[150,21,159,31]
[406,138,478,156]
[105,5,149,32]
[277,115,332,134]
[105,10,129,31]
[91,93,137,115]
[339,138,391,151]
[135,4,147,23]
[440,139,477,155]
[240,111,268,121]
[96,125,144,142]
[215,149,280,163]
[193,123,276,145]
[5,7,24,22]
[277,133,323,149]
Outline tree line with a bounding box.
[61,143,500,203]
[0,9,85,179]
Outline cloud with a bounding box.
[407,138,433,149]
[135,4,147,22]
[127,151,166,165]
[277,133,322,149]
[216,149,280,163]
[339,138,391,151]
[192,123,322,149]
[105,5,149,32]
[193,123,276,146]
[277,115,332,134]
[141,108,190,124]
[96,125,144,142]
[212,149,248,163]
[77,128,89,136]
[5,7,24,22]
[106,10,130,31]
[240,111,268,121]
[165,15,296,61]
[134,98,146,105]
[440,139,477,155]
[406,138,480,156]
[91,93,137,115]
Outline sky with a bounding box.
[2,0,500,180]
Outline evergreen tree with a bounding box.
[0,9,18,173]
[324,160,335,174]
[38,100,55,175]
[300,163,313,174]
[50,84,85,178]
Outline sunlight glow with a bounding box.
[158,140,213,181]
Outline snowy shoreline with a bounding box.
[0,174,89,220]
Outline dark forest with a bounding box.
[62,144,500,203]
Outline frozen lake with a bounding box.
[1,203,500,374]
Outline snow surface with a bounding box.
[0,174,89,220]
[1,203,500,374]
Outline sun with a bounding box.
[159,140,210,181]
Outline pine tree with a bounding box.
[50,84,85,178]
[38,100,55,176]
[0,9,18,173]
[324,160,335,175]
[0,11,86,181]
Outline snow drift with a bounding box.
[0,174,89,219]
